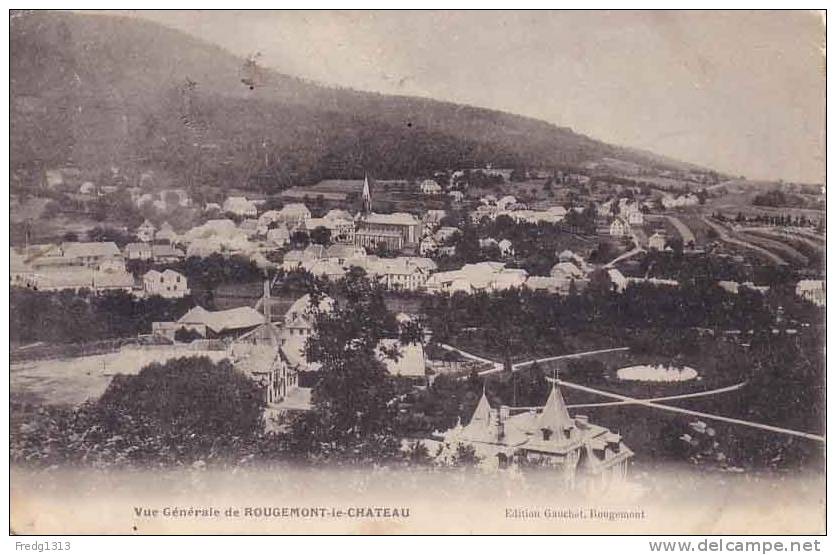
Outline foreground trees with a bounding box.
[11,357,270,468]
[290,269,403,462]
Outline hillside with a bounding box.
[11,10,705,190]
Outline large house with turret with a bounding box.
[441,381,633,487]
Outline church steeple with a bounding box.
[361,173,372,214]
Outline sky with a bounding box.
[126,10,825,183]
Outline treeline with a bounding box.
[420,282,781,362]
[10,288,193,344]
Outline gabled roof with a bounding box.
[178,306,264,334]
[62,241,121,259]
[362,212,420,226]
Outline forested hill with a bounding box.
[11,10,702,189]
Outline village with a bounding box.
[9,157,827,489]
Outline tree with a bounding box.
[290,230,310,249]
[309,226,332,246]
[98,357,265,439]
[290,270,402,461]
[174,326,203,343]
[163,190,182,208]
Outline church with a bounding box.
[354,174,421,251]
[441,380,633,488]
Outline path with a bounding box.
[604,242,644,269]
[701,217,787,265]
[508,347,630,373]
[666,215,696,244]
[550,378,824,442]
[437,343,503,373]
[565,380,747,408]
[511,380,747,410]
[442,343,824,442]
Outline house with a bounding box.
[366,257,434,291]
[490,268,528,291]
[324,208,353,221]
[303,216,355,244]
[547,206,568,220]
[377,339,427,377]
[204,202,222,212]
[282,244,325,271]
[498,239,514,257]
[439,382,632,481]
[223,196,258,217]
[607,269,629,293]
[496,195,517,211]
[266,225,291,247]
[423,210,447,229]
[796,280,825,307]
[173,306,266,339]
[136,219,157,242]
[647,232,666,251]
[306,259,348,281]
[424,262,522,294]
[324,244,366,265]
[159,189,191,208]
[181,219,253,256]
[143,269,190,298]
[523,276,569,294]
[550,261,585,280]
[609,218,630,237]
[448,190,464,202]
[79,182,96,195]
[434,226,460,243]
[239,218,260,238]
[419,236,438,256]
[557,250,588,272]
[420,179,442,195]
[22,267,135,293]
[281,294,336,370]
[625,209,644,226]
[151,244,185,263]
[257,210,283,234]
[124,242,153,261]
[277,203,312,226]
[40,242,126,272]
[155,222,177,244]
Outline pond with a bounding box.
[617,364,699,382]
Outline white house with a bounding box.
[625,209,644,226]
[266,225,291,247]
[277,203,312,225]
[223,197,258,217]
[420,179,442,195]
[796,280,825,307]
[448,190,464,202]
[648,232,666,251]
[609,218,630,237]
[607,269,629,293]
[124,242,153,261]
[143,269,190,298]
[136,219,157,243]
[498,239,514,257]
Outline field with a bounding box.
[11,346,229,406]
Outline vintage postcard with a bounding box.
[8,9,826,535]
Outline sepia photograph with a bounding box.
[7,8,827,536]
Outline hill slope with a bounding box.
[11,11,704,189]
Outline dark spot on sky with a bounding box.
[406,122,412,127]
